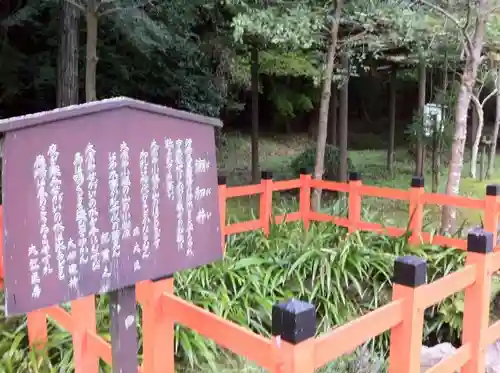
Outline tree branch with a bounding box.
[471,92,482,116]
[65,0,86,12]
[486,3,500,15]
[98,0,153,16]
[417,0,473,57]
[482,87,498,106]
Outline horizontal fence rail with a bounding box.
[0,171,500,372]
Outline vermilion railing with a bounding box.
[1,170,500,373]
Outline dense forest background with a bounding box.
[2,0,492,147]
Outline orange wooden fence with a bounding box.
[1,170,500,373]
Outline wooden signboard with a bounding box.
[0,97,223,316]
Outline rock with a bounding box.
[487,341,500,373]
[420,341,500,372]
[420,343,457,372]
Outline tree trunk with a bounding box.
[416,60,426,176]
[328,83,338,146]
[470,88,479,152]
[251,47,260,184]
[441,2,487,234]
[311,0,344,211]
[470,95,485,179]
[387,67,396,174]
[338,52,349,183]
[487,72,500,179]
[85,1,98,102]
[57,0,80,108]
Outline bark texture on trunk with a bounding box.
[387,67,396,174]
[85,1,98,102]
[328,83,338,146]
[471,89,479,149]
[470,95,485,179]
[311,0,344,211]
[338,52,349,183]
[251,47,260,184]
[487,72,500,178]
[416,61,426,176]
[57,0,80,108]
[441,3,487,233]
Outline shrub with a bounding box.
[290,145,354,180]
[0,204,480,372]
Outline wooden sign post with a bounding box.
[0,97,223,371]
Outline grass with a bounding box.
[218,131,500,231]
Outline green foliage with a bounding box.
[0,204,476,372]
[291,145,354,180]
[227,0,324,49]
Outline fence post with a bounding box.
[348,172,362,233]
[71,296,99,373]
[462,229,493,373]
[388,255,427,373]
[141,277,175,373]
[299,168,311,231]
[27,310,48,349]
[260,171,273,236]
[272,299,316,373]
[408,176,424,245]
[218,173,227,253]
[484,185,499,246]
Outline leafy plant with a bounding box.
[0,204,474,371]
[291,145,354,180]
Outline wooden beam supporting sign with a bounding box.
[110,286,138,373]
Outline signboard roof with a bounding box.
[0,96,222,133]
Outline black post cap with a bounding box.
[349,171,361,181]
[486,184,500,196]
[217,173,227,185]
[393,256,427,287]
[467,228,493,254]
[299,167,310,175]
[261,170,273,180]
[272,299,316,344]
[411,176,424,188]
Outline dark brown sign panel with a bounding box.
[0,97,223,315]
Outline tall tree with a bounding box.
[429,0,496,233]
[312,0,344,211]
[488,69,500,178]
[57,0,79,107]
[469,67,498,178]
[250,47,260,182]
[229,0,325,182]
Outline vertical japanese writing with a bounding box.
[74,153,88,269]
[120,142,132,239]
[108,151,120,274]
[86,143,100,272]
[165,138,174,201]
[139,150,150,259]
[48,144,66,281]
[175,139,185,251]
[33,155,52,277]
[185,139,194,257]
[28,244,41,299]
[67,239,78,290]
[196,208,212,225]
[194,158,210,173]
[194,186,211,200]
[150,140,160,249]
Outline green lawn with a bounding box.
[218,132,500,232]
